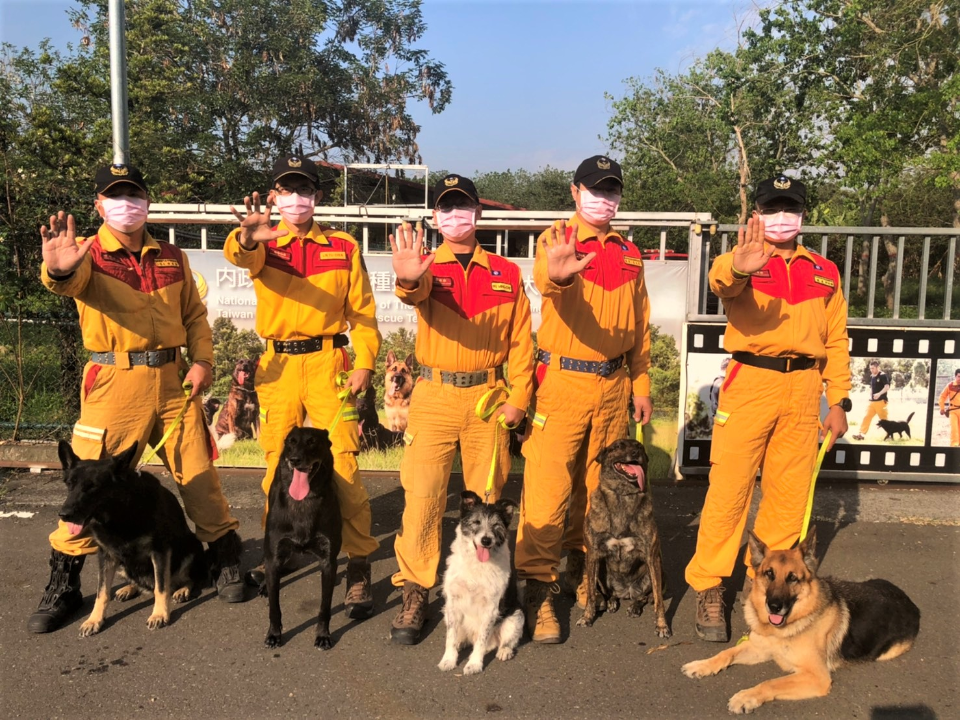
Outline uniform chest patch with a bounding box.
[752,269,771,278]
[268,248,292,260]
[433,276,454,288]
[490,281,513,293]
[320,251,347,261]
[491,269,502,276]
[814,275,835,288]
[154,259,180,268]
[623,256,643,268]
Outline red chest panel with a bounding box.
[569,227,643,291]
[89,239,184,293]
[749,255,838,304]
[262,232,353,277]
[429,257,518,319]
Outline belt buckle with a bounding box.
[455,373,469,388]
[145,351,160,367]
[598,361,611,377]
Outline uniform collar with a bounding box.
[568,213,625,244]
[434,241,490,270]
[97,224,160,254]
[777,243,814,265]
[275,219,331,248]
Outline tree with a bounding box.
[473,167,576,211]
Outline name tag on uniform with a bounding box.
[433,276,454,288]
[154,259,180,268]
[320,251,347,261]
[268,248,291,260]
[491,282,513,293]
[623,256,643,267]
[814,275,835,288]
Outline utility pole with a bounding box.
[108,0,130,165]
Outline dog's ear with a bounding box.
[58,440,80,471]
[404,353,415,369]
[494,497,518,525]
[798,526,819,573]
[113,443,140,471]
[747,530,768,570]
[385,350,397,366]
[593,446,609,466]
[460,490,482,516]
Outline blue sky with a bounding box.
[1,0,752,174]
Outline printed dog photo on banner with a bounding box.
[844,357,930,445]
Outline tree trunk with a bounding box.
[879,211,896,311]
[857,239,871,297]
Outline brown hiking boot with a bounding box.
[344,557,373,620]
[695,585,729,642]
[524,579,561,644]
[390,582,428,645]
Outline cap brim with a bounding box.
[434,187,478,207]
[756,191,805,205]
[273,169,319,183]
[577,173,623,188]
[96,179,148,194]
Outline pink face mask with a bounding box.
[436,208,476,240]
[578,187,620,225]
[274,193,315,225]
[100,196,148,232]
[764,212,803,242]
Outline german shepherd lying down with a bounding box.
[57,441,208,637]
[262,427,342,650]
[682,527,920,714]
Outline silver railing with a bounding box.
[688,225,958,327]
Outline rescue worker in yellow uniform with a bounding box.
[388,174,534,644]
[224,155,381,619]
[685,175,851,642]
[515,156,653,644]
[30,164,244,634]
[939,369,960,446]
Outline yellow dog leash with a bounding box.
[475,386,522,503]
[800,429,832,542]
[137,380,194,471]
[326,371,354,433]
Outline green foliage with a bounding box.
[473,167,576,211]
[648,324,680,417]
[209,317,264,399]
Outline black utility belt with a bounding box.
[90,349,177,367]
[272,334,348,355]
[536,349,625,378]
[732,351,817,373]
[419,366,503,388]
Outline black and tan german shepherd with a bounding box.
[57,441,208,637]
[682,527,920,714]
[262,427,342,649]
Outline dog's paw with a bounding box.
[146,612,169,630]
[172,587,194,604]
[627,600,646,618]
[462,660,484,676]
[438,654,458,672]
[728,690,762,714]
[257,583,267,598]
[114,584,141,602]
[78,619,103,638]
[264,633,282,649]
[314,635,334,651]
[681,659,717,679]
[655,623,672,639]
[576,613,595,628]
[496,646,516,662]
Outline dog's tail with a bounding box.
[216,432,237,451]
[906,412,915,424]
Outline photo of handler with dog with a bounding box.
[224,154,382,620]
[30,163,245,634]
[387,173,534,645]
[515,155,654,644]
[684,175,851,644]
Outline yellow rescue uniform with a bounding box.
[41,225,238,554]
[391,243,534,589]
[516,216,652,583]
[939,381,960,446]
[685,245,851,591]
[223,220,381,558]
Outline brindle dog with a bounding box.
[576,438,670,638]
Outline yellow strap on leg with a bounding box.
[474,386,521,503]
[800,429,831,542]
[138,381,193,471]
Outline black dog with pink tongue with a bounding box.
[262,427,342,649]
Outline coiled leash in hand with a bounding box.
[137,380,194,472]
[326,371,354,433]
[475,386,522,504]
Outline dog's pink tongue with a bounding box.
[66,522,83,536]
[625,464,645,491]
[289,469,310,501]
[476,545,491,563]
[769,613,785,626]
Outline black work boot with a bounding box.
[344,557,374,620]
[390,582,428,645]
[27,550,86,633]
[209,530,245,603]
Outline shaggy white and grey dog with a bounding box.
[438,491,524,675]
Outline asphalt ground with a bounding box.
[1,468,958,720]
